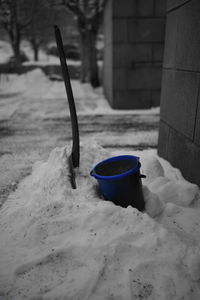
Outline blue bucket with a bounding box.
[90,155,145,211]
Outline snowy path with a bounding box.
[0,70,159,207]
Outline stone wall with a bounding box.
[158,0,200,186]
[103,0,166,109]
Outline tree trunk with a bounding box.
[79,27,100,87]
[9,24,21,66]
[31,40,40,61]
[8,1,22,66]
[12,38,21,64]
[34,46,39,61]
[90,31,100,88]
[79,30,90,83]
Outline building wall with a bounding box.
[103,0,166,109]
[158,0,200,186]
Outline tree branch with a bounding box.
[63,0,79,15]
[19,1,38,30]
[1,20,9,31]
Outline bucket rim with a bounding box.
[91,155,140,180]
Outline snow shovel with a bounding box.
[54,25,80,189]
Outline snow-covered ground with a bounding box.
[0,68,159,115]
[0,40,79,66]
[0,143,200,299]
[0,68,159,149]
[0,41,13,64]
[1,41,200,299]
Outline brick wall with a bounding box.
[158,0,200,186]
[103,0,166,109]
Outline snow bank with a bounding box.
[0,41,13,63]
[0,69,52,97]
[0,69,107,112]
[0,143,200,299]
[1,69,160,115]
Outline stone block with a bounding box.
[131,44,153,63]
[103,43,113,68]
[167,127,200,186]
[113,68,127,90]
[113,43,152,67]
[103,0,113,46]
[136,0,154,16]
[167,0,191,12]
[165,0,200,71]
[132,62,162,68]
[163,9,178,68]
[151,90,161,106]
[158,120,170,159]
[103,66,113,104]
[103,25,112,47]
[128,66,162,90]
[113,0,136,17]
[155,0,167,16]
[113,90,152,109]
[128,18,166,42]
[194,96,200,146]
[175,0,200,72]
[113,44,132,68]
[113,18,128,43]
[160,69,200,139]
[152,44,164,62]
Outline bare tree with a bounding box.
[25,1,54,61]
[0,0,35,65]
[61,0,106,87]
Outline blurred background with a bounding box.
[0,0,166,107]
[0,0,104,85]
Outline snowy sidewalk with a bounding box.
[0,69,159,206]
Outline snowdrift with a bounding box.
[0,69,54,97]
[0,143,200,299]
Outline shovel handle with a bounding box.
[54,25,80,168]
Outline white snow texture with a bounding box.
[0,143,200,299]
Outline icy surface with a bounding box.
[0,143,200,299]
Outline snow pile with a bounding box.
[0,69,107,112]
[0,69,53,97]
[0,143,200,299]
[0,68,68,101]
[142,154,198,207]
[0,40,13,63]
[0,40,78,66]
[0,69,160,115]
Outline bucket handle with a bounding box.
[140,174,146,179]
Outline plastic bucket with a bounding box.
[90,155,145,211]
